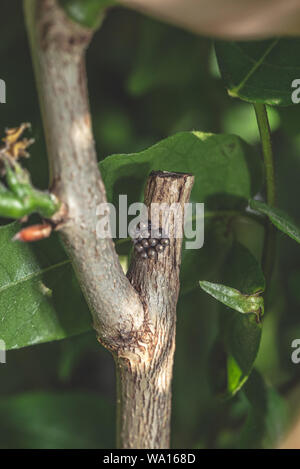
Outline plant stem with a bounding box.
[24,0,143,346]
[254,103,276,284]
[254,104,276,207]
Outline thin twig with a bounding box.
[254,103,276,285]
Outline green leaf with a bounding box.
[202,242,265,397]
[224,243,265,396]
[238,370,288,449]
[0,392,114,449]
[58,0,116,29]
[225,314,262,396]
[199,280,264,316]
[199,238,265,316]
[250,199,300,244]
[0,223,92,350]
[100,131,263,210]
[215,38,300,106]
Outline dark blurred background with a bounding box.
[1,0,300,449]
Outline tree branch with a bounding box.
[24,0,144,347]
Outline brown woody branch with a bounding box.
[24,0,144,348]
[118,171,194,448]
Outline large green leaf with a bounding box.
[100,131,263,210]
[250,199,300,244]
[0,392,114,449]
[0,223,92,350]
[215,38,300,106]
[202,242,265,397]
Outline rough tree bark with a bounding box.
[24,0,194,449]
[119,171,193,448]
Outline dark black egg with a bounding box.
[161,238,170,247]
[132,219,170,260]
[155,244,164,253]
[148,238,158,247]
[147,248,157,259]
[141,239,150,248]
[135,243,144,253]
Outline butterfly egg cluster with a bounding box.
[131,221,170,260]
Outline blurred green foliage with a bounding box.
[0,0,300,450]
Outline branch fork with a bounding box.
[24,0,194,449]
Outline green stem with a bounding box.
[254,103,276,284]
[0,190,60,219]
[254,103,276,207]
[0,162,60,219]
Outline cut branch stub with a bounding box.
[116,170,194,449]
[128,171,194,327]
